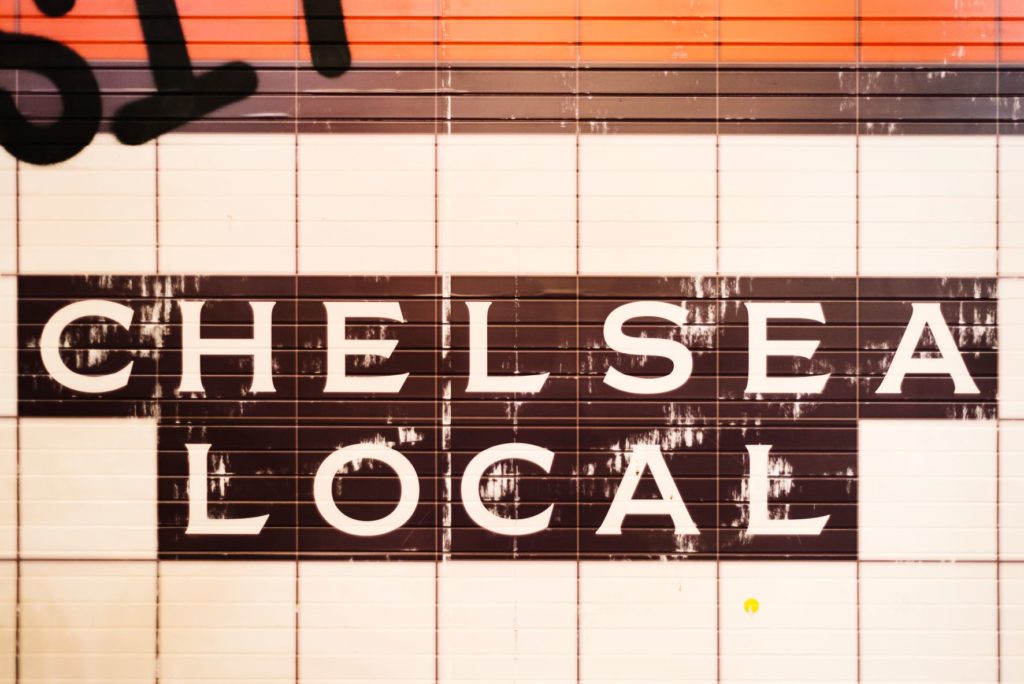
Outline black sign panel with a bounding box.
[16,276,997,560]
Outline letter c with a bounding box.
[461,443,555,536]
[40,300,135,393]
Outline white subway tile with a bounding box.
[19,134,156,274]
[160,560,296,684]
[19,561,156,684]
[860,562,997,683]
[438,561,576,683]
[438,135,576,274]
[859,136,996,276]
[0,420,13,560]
[0,151,14,275]
[0,562,13,684]
[19,418,157,559]
[159,134,295,274]
[1001,421,1024,559]
[579,561,716,682]
[719,561,857,683]
[0,276,13,417]
[1000,137,1024,276]
[859,419,997,560]
[719,136,856,276]
[1001,278,1024,418]
[298,134,435,275]
[1000,563,1024,681]
[299,561,434,683]
[579,135,716,275]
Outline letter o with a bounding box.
[313,443,420,537]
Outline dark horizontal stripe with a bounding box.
[9,65,1024,135]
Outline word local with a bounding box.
[40,297,979,540]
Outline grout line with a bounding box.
[154,122,162,684]
[155,138,160,275]
[996,3,1003,682]
[434,4,441,682]
[13,4,20,684]
[14,415,19,684]
[294,2,299,679]
[154,558,160,684]
[434,1,441,281]
[855,2,863,682]
[998,399,1004,684]
[293,6,301,683]
[714,3,722,683]
[6,556,1017,564]
[574,2,582,682]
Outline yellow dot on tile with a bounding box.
[743,597,759,615]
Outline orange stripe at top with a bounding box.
[861,0,996,63]
[0,0,13,32]
[993,0,1024,62]
[719,0,857,63]
[10,0,1022,64]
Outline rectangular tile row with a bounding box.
[0,416,1013,561]
[12,275,998,422]
[0,558,1019,682]
[7,274,1011,424]
[18,67,1024,136]
[2,134,1013,277]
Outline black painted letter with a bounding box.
[113,0,258,145]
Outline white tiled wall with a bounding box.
[18,135,156,275]
[299,562,435,683]
[0,420,14,560]
[1002,421,1024,560]
[1001,563,1024,682]
[860,562,998,683]
[19,561,157,684]
[160,561,296,684]
[859,419,997,561]
[438,562,577,683]
[5,131,1018,683]
[18,418,157,560]
[578,561,716,682]
[1000,137,1024,276]
[0,561,13,684]
[859,136,997,276]
[158,134,296,275]
[718,136,857,276]
[0,151,15,276]
[299,134,435,275]
[579,135,716,275]
[438,135,576,274]
[719,562,857,683]
[6,133,1010,278]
